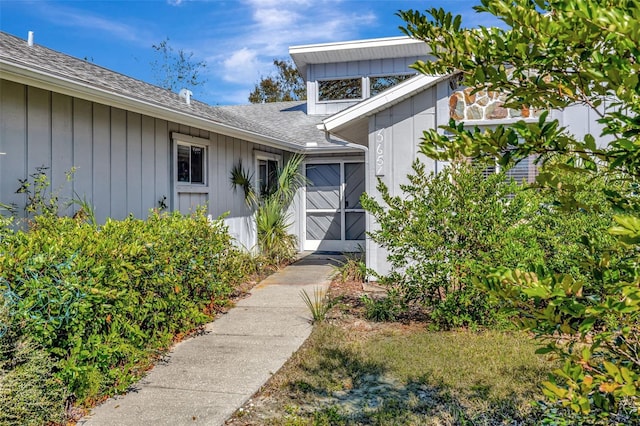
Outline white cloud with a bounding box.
[167,0,184,5]
[221,48,264,84]
[196,0,381,104]
[253,7,301,28]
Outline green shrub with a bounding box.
[300,287,331,323]
[362,160,529,328]
[231,154,307,266]
[361,160,617,329]
[0,208,251,407]
[332,252,366,283]
[361,294,402,322]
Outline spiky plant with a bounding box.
[230,160,257,206]
[299,287,330,323]
[230,153,307,266]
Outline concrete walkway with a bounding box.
[78,253,340,426]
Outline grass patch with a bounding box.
[228,323,552,425]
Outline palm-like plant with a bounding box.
[231,153,307,265]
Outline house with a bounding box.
[0,31,608,276]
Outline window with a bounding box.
[255,152,281,197]
[177,142,206,184]
[370,74,414,96]
[258,158,278,196]
[318,78,362,101]
[471,155,538,184]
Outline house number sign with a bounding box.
[375,129,385,176]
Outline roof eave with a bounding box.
[0,59,305,153]
[289,36,429,82]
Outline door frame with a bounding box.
[302,158,365,252]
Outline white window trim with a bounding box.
[316,77,365,104]
[172,133,210,187]
[254,150,282,194]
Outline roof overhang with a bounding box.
[289,36,429,80]
[0,59,306,153]
[321,73,454,145]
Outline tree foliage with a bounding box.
[150,37,207,93]
[399,0,640,421]
[248,59,306,103]
[362,161,526,328]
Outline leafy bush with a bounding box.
[362,160,530,328]
[332,252,367,283]
[361,294,402,322]
[362,160,617,329]
[399,0,640,419]
[0,208,250,411]
[231,154,306,267]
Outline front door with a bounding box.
[304,161,365,252]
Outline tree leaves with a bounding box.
[248,59,306,103]
[400,0,640,419]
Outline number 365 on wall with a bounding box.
[375,129,385,176]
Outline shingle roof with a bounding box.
[0,31,353,152]
[218,101,350,149]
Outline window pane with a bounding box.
[506,156,538,184]
[306,164,340,209]
[267,160,278,192]
[318,79,362,101]
[258,159,279,196]
[306,212,341,240]
[346,212,365,240]
[177,145,190,182]
[190,146,204,184]
[370,74,413,96]
[259,160,268,195]
[344,163,364,209]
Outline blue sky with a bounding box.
[0,1,496,105]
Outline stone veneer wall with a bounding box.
[450,87,540,121]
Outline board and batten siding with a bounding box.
[0,79,281,250]
[365,80,448,277]
[362,78,615,277]
[306,57,422,116]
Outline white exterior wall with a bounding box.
[0,79,283,251]
[552,103,613,148]
[365,80,450,276]
[306,57,422,116]
[363,80,614,277]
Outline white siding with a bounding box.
[554,103,613,148]
[0,79,285,251]
[366,81,446,277]
[307,57,421,115]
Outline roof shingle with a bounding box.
[0,31,352,151]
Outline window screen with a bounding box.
[177,143,205,184]
[370,74,413,96]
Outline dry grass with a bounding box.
[226,280,554,426]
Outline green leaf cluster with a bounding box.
[248,59,306,104]
[231,154,307,266]
[0,209,251,415]
[362,160,616,330]
[399,0,640,420]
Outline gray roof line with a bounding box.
[0,31,355,152]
